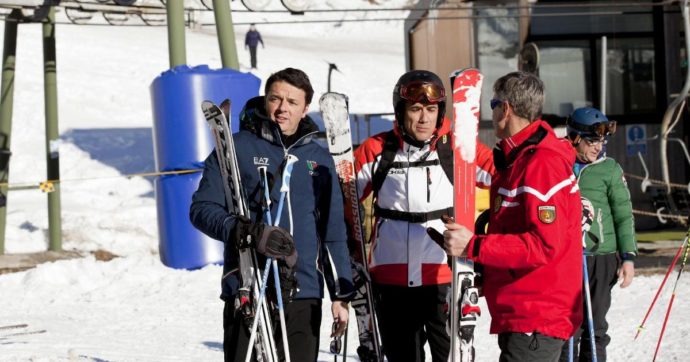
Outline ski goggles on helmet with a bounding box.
[399,81,446,103]
[570,120,617,138]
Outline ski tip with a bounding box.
[449,67,480,77]
[450,69,484,90]
[319,92,348,103]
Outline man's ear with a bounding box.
[502,101,512,118]
[302,104,309,118]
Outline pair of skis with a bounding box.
[319,67,483,362]
[448,69,483,362]
[201,100,292,362]
[320,93,383,362]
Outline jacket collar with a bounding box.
[494,120,549,170]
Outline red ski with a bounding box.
[449,68,483,362]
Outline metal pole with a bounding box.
[43,7,61,251]
[212,0,239,69]
[600,36,607,114]
[661,0,690,193]
[166,0,186,68]
[0,10,20,255]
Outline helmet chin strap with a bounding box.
[401,129,432,148]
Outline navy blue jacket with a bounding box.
[244,30,264,48]
[190,97,354,302]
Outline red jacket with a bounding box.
[466,120,583,340]
[354,117,494,287]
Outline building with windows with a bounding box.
[405,0,689,228]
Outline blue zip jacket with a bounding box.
[244,30,264,48]
[190,96,354,302]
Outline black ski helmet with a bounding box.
[392,70,447,128]
[566,107,616,144]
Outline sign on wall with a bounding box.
[626,124,647,156]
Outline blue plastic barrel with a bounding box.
[150,65,261,269]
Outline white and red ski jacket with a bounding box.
[466,120,583,340]
[354,117,495,287]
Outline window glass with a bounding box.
[600,37,656,115]
[538,40,593,117]
[475,6,520,121]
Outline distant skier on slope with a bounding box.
[438,71,583,361]
[244,23,264,70]
[190,67,354,362]
[559,107,637,362]
[351,69,494,362]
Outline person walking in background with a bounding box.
[245,23,264,70]
[433,71,583,362]
[190,68,353,362]
[560,107,637,362]
[352,69,494,362]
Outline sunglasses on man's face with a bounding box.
[583,137,606,147]
[490,98,504,110]
[330,321,342,354]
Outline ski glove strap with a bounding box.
[233,216,298,268]
[581,197,594,235]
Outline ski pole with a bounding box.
[246,156,298,362]
[652,238,690,361]
[582,254,597,362]
[635,234,688,339]
[342,321,348,361]
[260,163,294,362]
[568,336,573,362]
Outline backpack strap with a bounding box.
[435,134,454,185]
[372,131,457,198]
[371,130,399,200]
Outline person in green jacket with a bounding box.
[559,107,637,362]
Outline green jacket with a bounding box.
[576,157,637,259]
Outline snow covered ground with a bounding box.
[1,1,689,361]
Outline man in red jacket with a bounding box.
[434,71,583,361]
[353,70,495,362]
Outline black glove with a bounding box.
[233,216,298,268]
[278,260,299,302]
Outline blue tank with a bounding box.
[150,65,261,269]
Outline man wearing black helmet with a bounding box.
[559,107,637,362]
[350,70,494,362]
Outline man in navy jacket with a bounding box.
[190,68,354,362]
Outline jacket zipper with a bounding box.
[426,167,431,203]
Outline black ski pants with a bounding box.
[223,298,322,362]
[249,46,258,68]
[559,253,619,362]
[373,283,450,362]
[499,332,565,362]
